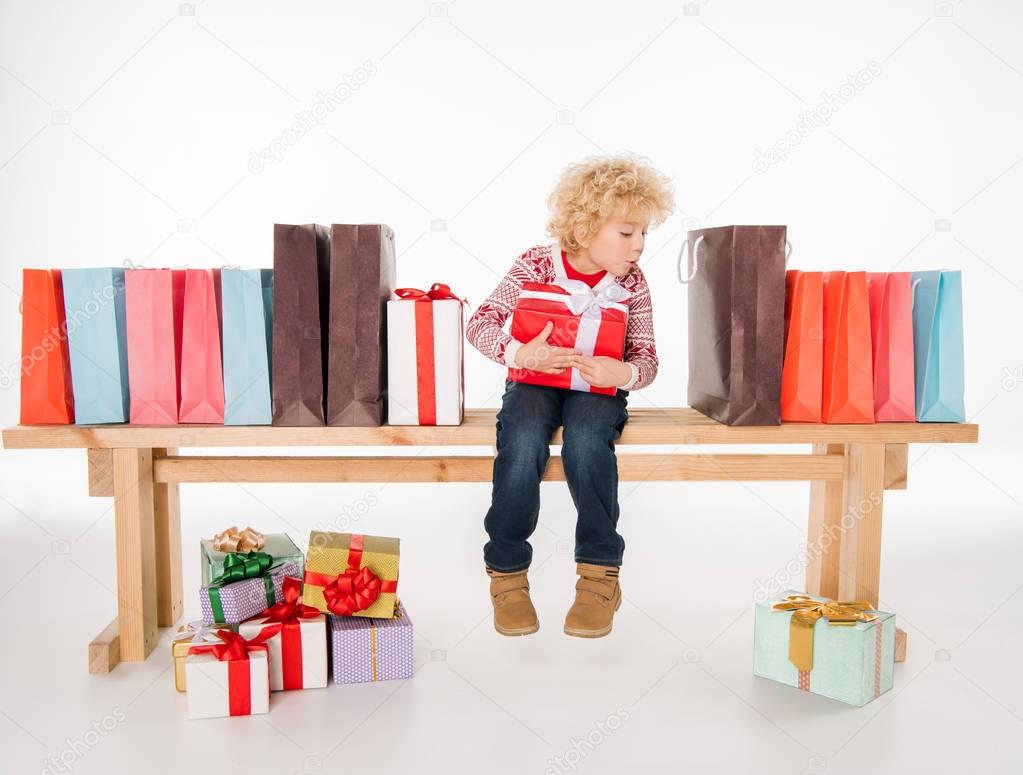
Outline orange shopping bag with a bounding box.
[179,269,224,423]
[822,271,874,423]
[867,272,915,422]
[19,269,74,424]
[781,270,823,422]
[126,269,185,424]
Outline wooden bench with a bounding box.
[1,409,978,673]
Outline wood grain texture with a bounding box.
[151,453,846,484]
[2,409,980,448]
[112,448,158,662]
[153,448,182,628]
[884,443,909,490]
[87,448,114,497]
[895,627,907,663]
[837,443,887,608]
[806,443,845,601]
[88,618,120,674]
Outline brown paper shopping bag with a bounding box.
[680,225,787,425]
[272,224,330,425]
[326,224,396,426]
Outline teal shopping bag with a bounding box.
[911,270,965,422]
[61,268,130,424]
[221,269,273,425]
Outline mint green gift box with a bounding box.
[200,533,304,585]
[753,590,896,706]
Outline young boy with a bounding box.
[465,155,674,638]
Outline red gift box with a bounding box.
[508,280,630,396]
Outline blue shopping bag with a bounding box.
[221,269,273,425]
[911,270,965,422]
[61,268,130,424]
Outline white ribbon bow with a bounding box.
[519,279,631,318]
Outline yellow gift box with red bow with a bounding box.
[303,532,399,619]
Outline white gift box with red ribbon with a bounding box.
[386,283,465,425]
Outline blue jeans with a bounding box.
[483,378,630,572]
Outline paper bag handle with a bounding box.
[677,235,704,284]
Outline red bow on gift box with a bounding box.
[304,534,398,616]
[251,576,320,691]
[394,283,465,304]
[392,283,466,425]
[188,629,276,715]
[260,576,319,625]
[323,566,384,616]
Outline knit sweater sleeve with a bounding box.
[464,246,542,368]
[621,267,658,391]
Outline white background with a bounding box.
[1,1,1021,773]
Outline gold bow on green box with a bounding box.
[771,594,878,672]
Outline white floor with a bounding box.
[1,438,1020,775]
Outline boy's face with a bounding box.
[576,212,650,277]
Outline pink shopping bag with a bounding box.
[126,269,185,424]
[180,269,225,423]
[867,273,915,422]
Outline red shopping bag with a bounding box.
[822,271,874,424]
[179,269,225,423]
[867,273,915,422]
[19,269,74,424]
[780,270,823,422]
[126,269,185,424]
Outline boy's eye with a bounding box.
[620,231,634,237]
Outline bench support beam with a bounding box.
[153,448,183,627]
[151,453,846,484]
[112,448,158,664]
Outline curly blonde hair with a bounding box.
[546,154,675,253]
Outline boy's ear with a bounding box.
[572,224,590,250]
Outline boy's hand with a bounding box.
[570,355,632,388]
[514,321,581,374]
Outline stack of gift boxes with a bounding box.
[172,527,413,720]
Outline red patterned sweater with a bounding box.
[465,242,658,391]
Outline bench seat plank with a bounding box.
[2,408,979,449]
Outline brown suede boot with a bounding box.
[564,563,622,638]
[487,568,539,636]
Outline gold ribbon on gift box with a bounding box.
[366,601,403,682]
[771,594,877,672]
[212,526,265,553]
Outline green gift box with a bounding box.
[753,590,895,706]
[200,532,304,585]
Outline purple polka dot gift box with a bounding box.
[200,562,300,625]
[328,601,414,685]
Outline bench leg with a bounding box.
[806,443,844,600]
[837,443,886,607]
[111,448,158,663]
[88,618,120,674]
[153,448,183,627]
